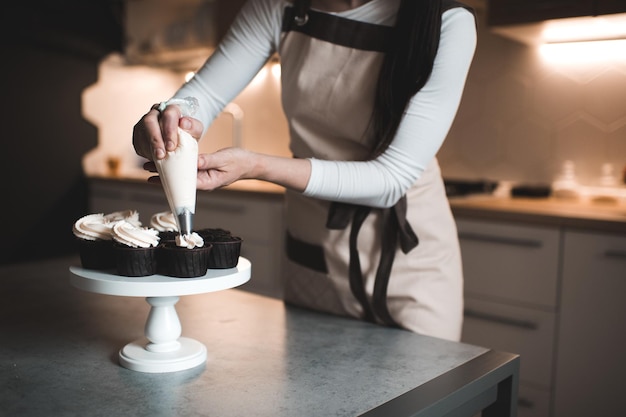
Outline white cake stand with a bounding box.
[69,257,251,374]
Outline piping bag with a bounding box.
[153,97,199,236]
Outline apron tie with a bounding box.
[326,197,418,327]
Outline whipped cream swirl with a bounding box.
[73,210,143,241]
[150,211,178,232]
[104,210,142,227]
[112,220,160,248]
[73,213,113,241]
[176,232,204,249]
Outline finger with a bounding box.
[160,105,182,152]
[179,116,204,141]
[136,107,167,160]
[132,113,160,160]
[197,153,212,171]
[147,175,162,185]
[143,161,157,172]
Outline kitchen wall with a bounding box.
[440,7,626,187]
[86,6,626,189]
[83,54,290,179]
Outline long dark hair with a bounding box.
[369,0,443,158]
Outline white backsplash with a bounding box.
[439,8,626,187]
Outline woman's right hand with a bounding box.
[132,104,203,161]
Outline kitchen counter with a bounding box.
[449,195,626,234]
[90,175,626,234]
[94,172,287,195]
[0,256,519,417]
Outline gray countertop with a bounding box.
[1,256,518,416]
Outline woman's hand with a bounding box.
[197,147,256,190]
[132,104,204,161]
[196,148,312,192]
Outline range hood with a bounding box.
[123,0,242,71]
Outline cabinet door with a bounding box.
[463,298,556,389]
[488,0,594,25]
[554,231,626,417]
[456,219,560,308]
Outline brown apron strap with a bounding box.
[327,196,419,327]
[327,203,376,323]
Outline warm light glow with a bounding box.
[539,39,626,64]
[271,62,281,79]
[541,14,626,43]
[184,71,196,82]
[250,66,269,88]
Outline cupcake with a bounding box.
[198,228,242,269]
[159,232,212,278]
[150,211,178,243]
[111,220,160,277]
[73,210,144,270]
[73,213,116,270]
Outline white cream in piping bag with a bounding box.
[154,127,198,236]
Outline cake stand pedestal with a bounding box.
[69,257,251,373]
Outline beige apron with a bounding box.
[278,3,464,341]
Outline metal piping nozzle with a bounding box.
[177,208,194,236]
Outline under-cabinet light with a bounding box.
[539,39,626,63]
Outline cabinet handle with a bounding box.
[464,308,538,330]
[604,250,626,260]
[458,232,543,248]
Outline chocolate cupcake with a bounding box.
[198,228,242,269]
[158,232,211,278]
[73,213,115,270]
[111,220,160,277]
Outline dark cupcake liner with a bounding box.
[114,243,158,277]
[206,238,242,269]
[158,244,212,278]
[77,238,115,271]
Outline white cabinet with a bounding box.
[88,179,286,299]
[457,217,626,417]
[456,218,559,417]
[457,219,560,308]
[553,231,626,417]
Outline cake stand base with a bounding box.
[69,257,251,374]
[119,337,207,373]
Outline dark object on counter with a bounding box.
[511,184,552,198]
[444,179,499,197]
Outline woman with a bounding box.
[133,0,477,341]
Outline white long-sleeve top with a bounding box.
[174,0,477,208]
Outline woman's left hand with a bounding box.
[195,147,312,192]
[196,147,257,191]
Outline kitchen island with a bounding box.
[1,255,519,417]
